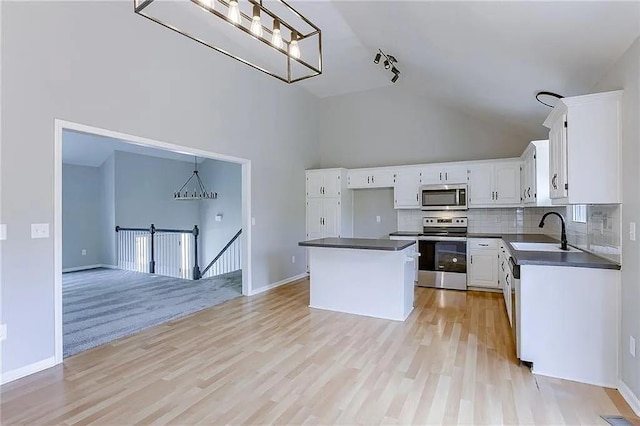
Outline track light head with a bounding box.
[374,53,381,64]
[388,55,397,63]
[391,73,399,83]
[391,66,399,75]
[384,60,390,70]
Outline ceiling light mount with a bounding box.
[134,0,322,84]
[374,49,401,83]
[535,91,564,108]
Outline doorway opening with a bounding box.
[54,120,252,361]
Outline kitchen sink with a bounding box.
[510,242,582,253]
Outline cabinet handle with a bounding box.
[491,191,495,200]
[527,188,531,197]
[416,193,419,202]
[368,176,370,184]
[445,172,448,181]
[495,191,498,200]
[479,243,489,247]
[552,174,558,189]
[470,255,473,264]
[439,172,442,181]
[372,175,375,184]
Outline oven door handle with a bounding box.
[417,236,467,242]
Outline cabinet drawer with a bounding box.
[468,238,499,250]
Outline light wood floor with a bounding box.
[1,279,636,425]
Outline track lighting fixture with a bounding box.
[373,49,401,83]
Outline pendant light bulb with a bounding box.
[250,5,263,37]
[289,31,301,59]
[227,0,241,24]
[271,19,283,49]
[199,0,214,10]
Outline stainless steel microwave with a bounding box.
[420,184,468,211]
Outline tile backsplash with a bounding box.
[397,205,621,264]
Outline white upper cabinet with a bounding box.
[393,167,421,209]
[468,160,522,208]
[419,164,468,185]
[306,169,343,198]
[520,140,551,206]
[347,168,395,189]
[543,90,622,205]
[305,168,352,240]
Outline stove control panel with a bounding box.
[423,217,467,228]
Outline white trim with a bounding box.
[61,264,118,273]
[62,264,104,273]
[619,380,640,416]
[54,119,253,364]
[248,273,308,296]
[1,356,57,385]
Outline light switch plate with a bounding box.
[0,224,6,241]
[630,222,636,241]
[251,217,256,226]
[376,216,381,223]
[31,223,50,239]
[631,336,636,357]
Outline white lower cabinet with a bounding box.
[499,241,512,325]
[467,239,500,288]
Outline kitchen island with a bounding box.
[299,238,417,321]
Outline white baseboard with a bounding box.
[249,273,308,296]
[619,379,640,416]
[62,264,118,273]
[1,356,57,385]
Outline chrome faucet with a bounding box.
[538,212,568,251]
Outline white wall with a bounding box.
[0,2,319,375]
[99,154,116,267]
[199,159,242,267]
[591,37,640,405]
[318,85,531,169]
[62,164,103,269]
[352,189,397,239]
[113,151,201,230]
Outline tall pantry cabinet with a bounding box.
[305,168,353,240]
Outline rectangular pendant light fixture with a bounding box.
[134,0,322,83]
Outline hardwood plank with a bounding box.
[1,279,636,425]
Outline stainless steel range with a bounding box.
[417,216,467,290]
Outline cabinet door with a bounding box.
[347,170,372,189]
[322,171,341,198]
[322,199,340,237]
[394,169,421,209]
[442,165,468,184]
[494,162,521,205]
[468,164,495,206]
[306,198,324,239]
[369,169,395,188]
[419,165,444,185]
[468,249,499,288]
[306,172,324,198]
[557,116,569,198]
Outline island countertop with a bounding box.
[299,238,416,251]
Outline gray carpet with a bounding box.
[63,268,242,357]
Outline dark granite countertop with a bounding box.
[467,233,621,270]
[299,238,415,251]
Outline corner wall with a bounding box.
[591,36,640,410]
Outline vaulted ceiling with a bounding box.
[294,0,640,138]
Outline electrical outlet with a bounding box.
[82,249,87,256]
[0,324,7,341]
[291,256,296,264]
[31,223,50,239]
[630,222,636,241]
[376,216,381,223]
[631,336,636,357]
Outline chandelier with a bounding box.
[174,157,218,200]
[134,0,322,83]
